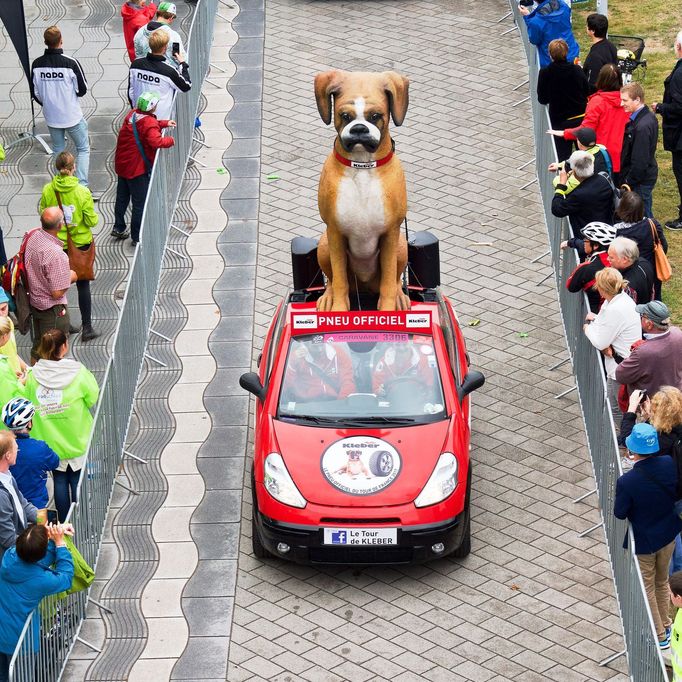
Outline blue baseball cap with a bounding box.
[625,423,659,455]
[0,289,8,304]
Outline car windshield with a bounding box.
[277,331,446,424]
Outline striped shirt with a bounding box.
[24,229,71,311]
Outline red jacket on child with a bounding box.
[114,109,174,179]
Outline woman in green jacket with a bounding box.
[39,152,100,342]
[24,329,99,521]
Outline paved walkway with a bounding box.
[1,0,634,680]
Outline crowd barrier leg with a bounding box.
[501,24,519,35]
[555,384,577,399]
[170,223,192,237]
[512,95,530,107]
[520,176,537,190]
[513,78,529,91]
[143,351,168,367]
[573,487,597,503]
[517,157,535,170]
[600,650,627,667]
[496,10,512,22]
[210,62,227,73]
[548,357,569,371]
[123,449,149,464]
[578,520,605,538]
[148,328,174,342]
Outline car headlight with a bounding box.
[263,453,307,508]
[414,452,458,508]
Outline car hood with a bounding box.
[272,419,451,507]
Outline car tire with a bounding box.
[452,481,472,559]
[251,512,270,559]
[251,465,271,559]
[451,513,471,558]
[369,450,393,477]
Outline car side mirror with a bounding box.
[239,372,267,401]
[458,369,485,402]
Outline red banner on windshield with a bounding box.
[290,311,432,335]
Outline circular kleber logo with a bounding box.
[321,437,401,496]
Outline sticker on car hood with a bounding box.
[321,437,401,496]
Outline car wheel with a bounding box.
[251,465,271,559]
[251,512,270,559]
[452,492,471,559]
[369,450,394,477]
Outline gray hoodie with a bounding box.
[133,21,185,69]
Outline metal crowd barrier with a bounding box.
[7,0,219,679]
[504,3,666,680]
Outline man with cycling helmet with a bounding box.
[2,399,59,513]
[564,221,616,313]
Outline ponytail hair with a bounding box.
[37,329,67,361]
[55,151,75,175]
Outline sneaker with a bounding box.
[91,194,101,203]
[80,325,100,342]
[131,240,139,246]
[111,228,129,239]
[664,218,682,230]
[666,625,672,639]
[659,635,671,650]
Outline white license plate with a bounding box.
[323,528,397,546]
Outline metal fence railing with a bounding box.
[507,4,666,680]
[6,0,218,679]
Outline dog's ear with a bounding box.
[383,72,410,126]
[314,71,343,125]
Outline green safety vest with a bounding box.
[672,610,682,681]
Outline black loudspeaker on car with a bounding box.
[408,231,440,289]
[291,237,325,291]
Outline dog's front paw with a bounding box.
[378,292,411,311]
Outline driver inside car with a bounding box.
[283,336,355,402]
[372,341,435,397]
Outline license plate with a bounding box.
[323,528,397,546]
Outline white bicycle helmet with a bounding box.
[2,397,35,431]
[581,221,616,246]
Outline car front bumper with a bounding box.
[255,511,468,565]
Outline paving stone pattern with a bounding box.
[228,0,631,680]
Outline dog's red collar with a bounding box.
[334,149,394,169]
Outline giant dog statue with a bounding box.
[314,69,410,312]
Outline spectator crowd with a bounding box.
[523,0,682,661]
[0,2,192,676]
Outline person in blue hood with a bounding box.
[0,523,73,680]
[520,0,580,68]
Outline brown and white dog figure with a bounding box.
[314,69,410,312]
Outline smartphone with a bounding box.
[172,42,180,56]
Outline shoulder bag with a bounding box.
[54,189,96,281]
[649,219,672,282]
[131,113,153,176]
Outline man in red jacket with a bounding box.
[112,92,175,245]
[121,0,157,63]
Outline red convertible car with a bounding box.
[240,233,484,564]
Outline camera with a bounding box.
[172,42,180,56]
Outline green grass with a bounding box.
[571,1,682,321]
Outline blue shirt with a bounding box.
[10,433,60,509]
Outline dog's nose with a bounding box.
[348,123,369,135]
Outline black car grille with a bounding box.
[309,546,413,564]
[320,518,401,525]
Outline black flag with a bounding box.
[0,0,31,85]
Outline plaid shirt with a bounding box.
[24,229,71,310]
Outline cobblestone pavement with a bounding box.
[227,0,632,680]
[0,0,636,679]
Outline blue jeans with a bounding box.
[47,118,90,187]
[631,183,655,219]
[53,466,81,522]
